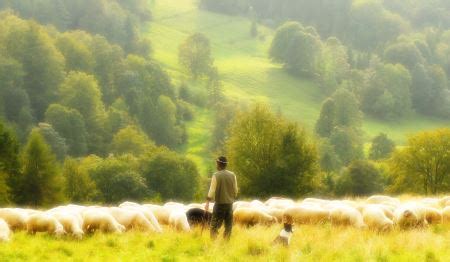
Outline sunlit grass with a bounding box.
[1,224,448,261]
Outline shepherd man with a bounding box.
[205,156,238,240]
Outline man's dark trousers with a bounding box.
[210,203,233,239]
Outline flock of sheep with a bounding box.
[0,195,449,242]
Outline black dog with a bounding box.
[273,223,294,246]
[186,208,212,227]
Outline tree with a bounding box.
[111,125,155,156]
[349,1,409,51]
[317,37,350,92]
[384,41,425,70]
[0,55,33,134]
[89,155,148,203]
[147,95,181,148]
[269,22,322,76]
[178,33,213,79]
[5,20,65,119]
[315,98,336,137]
[16,129,64,206]
[389,128,450,194]
[45,104,88,156]
[329,127,364,166]
[226,104,318,197]
[206,67,224,107]
[0,121,20,204]
[141,149,200,201]
[369,133,395,160]
[62,158,97,202]
[319,139,341,173]
[332,88,362,128]
[59,71,107,154]
[362,63,412,119]
[335,160,383,196]
[37,123,67,161]
[56,32,94,72]
[210,103,235,152]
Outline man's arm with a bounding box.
[205,175,216,211]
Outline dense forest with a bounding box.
[0,0,448,207]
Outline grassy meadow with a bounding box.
[146,0,450,173]
[1,224,449,261]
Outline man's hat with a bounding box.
[216,156,228,164]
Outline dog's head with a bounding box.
[283,223,293,233]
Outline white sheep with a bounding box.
[418,206,443,225]
[0,218,11,242]
[105,207,156,232]
[357,204,395,220]
[48,210,84,239]
[440,196,450,208]
[164,202,186,211]
[329,205,366,229]
[266,208,285,223]
[26,212,65,237]
[443,206,450,223]
[119,206,162,233]
[232,201,251,211]
[0,208,30,230]
[143,204,171,225]
[119,201,141,208]
[233,207,277,226]
[283,205,329,224]
[393,204,428,229]
[82,209,125,234]
[362,205,393,232]
[366,195,400,206]
[168,210,190,232]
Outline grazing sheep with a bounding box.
[440,196,450,208]
[420,198,442,209]
[143,204,171,225]
[265,197,294,210]
[48,211,84,239]
[82,209,125,234]
[283,205,329,225]
[0,208,30,230]
[330,206,366,229]
[27,213,65,237]
[266,208,285,223]
[164,202,186,211]
[366,195,400,206]
[419,206,443,225]
[250,200,265,208]
[302,198,332,208]
[233,207,277,226]
[443,206,450,223]
[120,206,162,233]
[169,210,190,232]
[119,201,141,208]
[0,218,11,242]
[358,204,395,221]
[186,208,212,227]
[232,201,251,211]
[362,206,393,232]
[393,204,428,229]
[106,207,156,232]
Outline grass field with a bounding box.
[146,0,449,174]
[1,224,449,261]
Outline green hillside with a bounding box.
[147,0,449,173]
